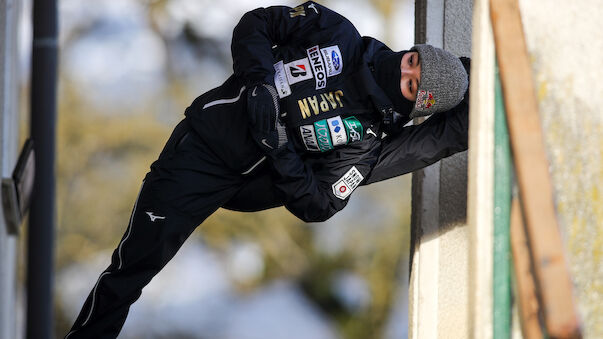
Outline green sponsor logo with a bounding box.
[313,119,333,152]
[343,116,363,142]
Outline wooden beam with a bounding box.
[489,0,582,337]
[510,197,543,339]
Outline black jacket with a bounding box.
[185,2,469,222]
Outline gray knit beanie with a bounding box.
[410,44,468,118]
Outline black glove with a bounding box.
[381,107,405,135]
[247,83,288,154]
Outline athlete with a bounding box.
[65,2,469,337]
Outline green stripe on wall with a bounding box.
[493,63,512,339]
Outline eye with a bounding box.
[409,55,413,65]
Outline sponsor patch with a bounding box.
[307,45,327,90]
[343,116,363,142]
[332,166,364,200]
[273,61,291,98]
[415,90,435,110]
[313,119,333,152]
[327,116,347,146]
[320,45,343,77]
[299,125,320,152]
[284,58,313,85]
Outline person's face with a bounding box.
[400,51,421,102]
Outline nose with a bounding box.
[401,65,420,78]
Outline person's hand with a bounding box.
[381,107,405,135]
[247,83,288,154]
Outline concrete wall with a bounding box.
[517,1,603,337]
[0,0,21,338]
[466,0,495,337]
[409,0,473,338]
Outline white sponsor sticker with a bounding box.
[299,125,320,151]
[284,57,313,85]
[306,45,327,90]
[332,166,364,200]
[327,116,347,146]
[273,61,291,98]
[320,45,343,77]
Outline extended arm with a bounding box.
[223,100,468,213]
[364,98,469,184]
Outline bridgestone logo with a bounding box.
[284,57,313,85]
[307,45,327,90]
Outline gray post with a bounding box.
[409,0,473,337]
[27,0,58,337]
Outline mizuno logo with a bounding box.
[146,212,166,222]
[366,128,377,138]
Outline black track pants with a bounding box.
[65,119,246,339]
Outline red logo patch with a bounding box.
[415,90,436,110]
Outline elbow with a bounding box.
[288,199,346,223]
[300,213,333,223]
[291,208,334,223]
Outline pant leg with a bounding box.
[65,118,244,339]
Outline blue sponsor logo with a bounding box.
[332,51,341,70]
[331,119,341,133]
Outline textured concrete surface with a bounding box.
[410,0,473,337]
[466,0,495,337]
[517,1,603,337]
